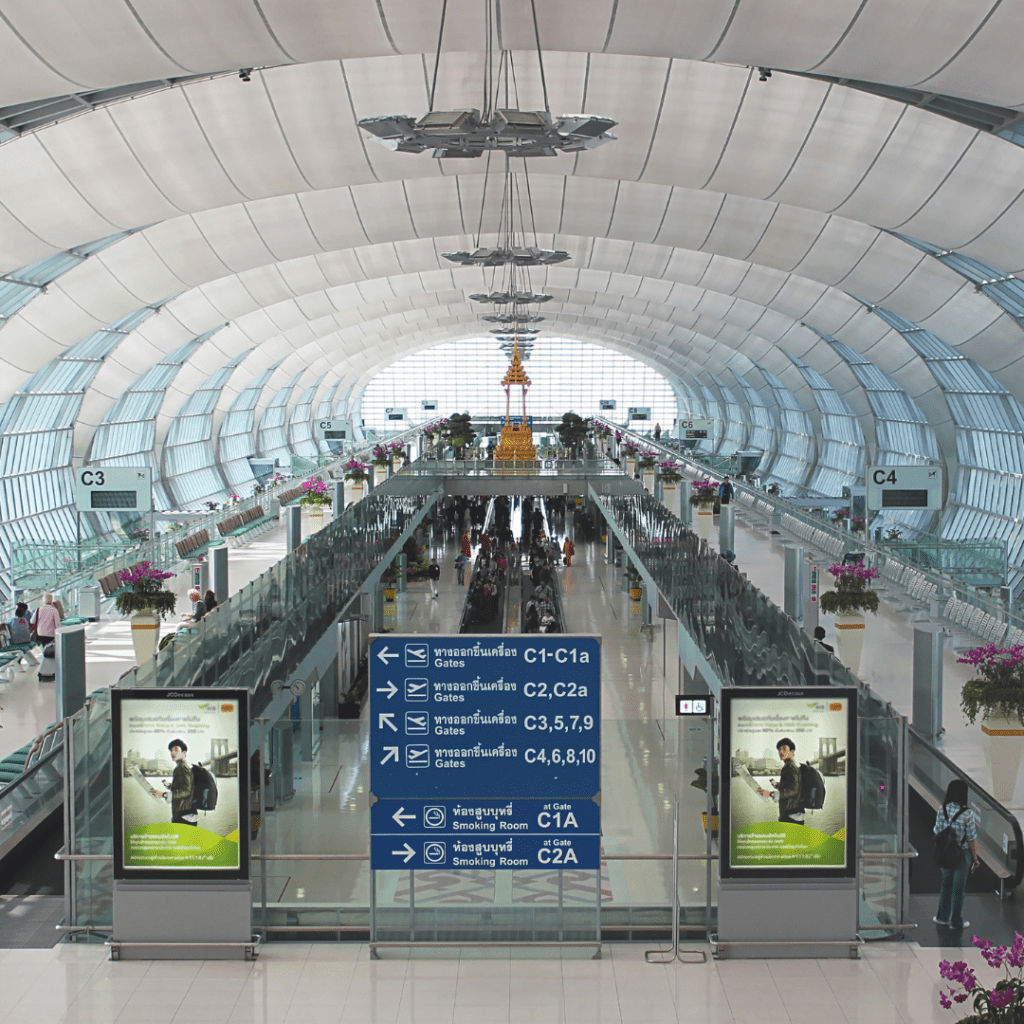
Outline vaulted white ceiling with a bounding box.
[2,1,1024,479]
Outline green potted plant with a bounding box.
[690,766,720,840]
[344,459,370,487]
[818,562,880,673]
[444,413,476,456]
[958,642,1024,800]
[555,412,590,457]
[115,561,178,664]
[626,564,643,601]
[382,561,400,601]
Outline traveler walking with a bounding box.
[933,779,979,929]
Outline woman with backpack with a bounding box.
[933,779,980,928]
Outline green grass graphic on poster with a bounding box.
[730,821,845,867]
[124,823,240,869]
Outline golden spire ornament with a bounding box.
[493,338,537,461]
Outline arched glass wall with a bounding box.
[359,338,679,432]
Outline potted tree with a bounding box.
[299,478,332,523]
[621,441,639,478]
[959,642,1024,800]
[691,766,720,840]
[689,479,719,539]
[555,412,590,458]
[115,561,177,664]
[626,564,643,601]
[818,562,880,673]
[382,561,400,602]
[444,413,476,458]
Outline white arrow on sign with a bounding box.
[380,746,399,765]
[375,681,398,699]
[379,712,397,732]
[392,806,416,827]
[392,843,415,864]
[377,645,399,664]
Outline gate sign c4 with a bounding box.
[369,634,601,871]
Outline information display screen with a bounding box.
[111,689,249,881]
[323,430,347,440]
[880,489,929,508]
[720,687,856,878]
[90,490,138,509]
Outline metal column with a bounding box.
[211,545,229,605]
[286,505,302,552]
[718,505,735,553]
[783,545,804,623]
[912,625,944,742]
[334,480,345,512]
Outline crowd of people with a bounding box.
[2,593,65,649]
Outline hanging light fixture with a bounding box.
[357,0,617,159]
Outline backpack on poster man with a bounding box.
[798,762,827,810]
[191,762,218,812]
[934,806,966,869]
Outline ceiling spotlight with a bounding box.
[443,247,570,267]
[469,291,553,305]
[757,67,772,82]
[481,313,545,324]
[239,68,253,82]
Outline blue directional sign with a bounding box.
[369,635,601,870]
[371,833,599,871]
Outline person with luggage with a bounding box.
[31,594,61,645]
[756,737,804,825]
[933,779,980,929]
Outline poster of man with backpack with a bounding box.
[721,687,857,877]
[112,689,249,879]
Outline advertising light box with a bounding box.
[111,689,250,881]
[720,687,857,879]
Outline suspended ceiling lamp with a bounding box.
[481,313,545,324]
[442,245,569,267]
[469,291,552,305]
[357,0,616,159]
[490,327,540,335]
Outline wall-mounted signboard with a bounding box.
[678,418,713,440]
[316,419,353,441]
[421,399,438,411]
[866,465,942,510]
[369,635,601,871]
[627,407,650,420]
[384,407,407,421]
[75,466,152,513]
[720,687,857,879]
[111,688,250,881]
[599,399,616,410]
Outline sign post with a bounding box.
[369,634,601,952]
[866,465,943,532]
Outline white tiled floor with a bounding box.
[0,939,988,1024]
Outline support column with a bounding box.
[679,481,692,528]
[286,505,302,552]
[333,480,345,515]
[783,544,804,624]
[912,624,944,742]
[719,504,735,553]
[211,545,229,605]
[397,552,408,594]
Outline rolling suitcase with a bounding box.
[38,642,56,681]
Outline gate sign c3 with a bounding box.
[866,465,943,510]
[74,466,152,512]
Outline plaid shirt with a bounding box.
[934,802,977,845]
